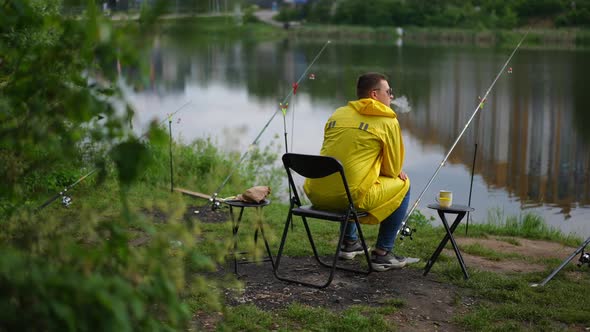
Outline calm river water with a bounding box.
[124,34,590,237]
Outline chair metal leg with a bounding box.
[355,218,374,273]
[273,210,293,271]
[301,215,324,263]
[273,211,372,289]
[274,210,336,288]
[314,217,372,274]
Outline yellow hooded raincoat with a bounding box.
[304,98,410,225]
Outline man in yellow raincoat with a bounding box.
[304,72,418,271]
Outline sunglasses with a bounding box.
[374,87,394,98]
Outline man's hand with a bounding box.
[399,170,408,181]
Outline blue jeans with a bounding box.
[342,188,410,252]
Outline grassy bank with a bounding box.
[117,15,590,48]
[13,135,589,331]
[290,24,590,49]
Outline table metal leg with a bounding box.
[231,206,274,275]
[257,222,275,270]
[440,212,469,279]
[231,206,245,275]
[424,211,469,279]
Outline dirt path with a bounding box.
[221,257,469,332]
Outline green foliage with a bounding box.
[242,4,260,24]
[306,0,333,23]
[300,0,590,28]
[0,1,237,331]
[141,133,284,200]
[0,199,225,331]
[1,0,138,204]
[513,0,563,18]
[111,139,151,186]
[276,7,301,23]
[556,5,590,27]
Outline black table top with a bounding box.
[427,203,474,213]
[224,199,271,208]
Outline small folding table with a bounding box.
[423,203,474,279]
[225,199,274,276]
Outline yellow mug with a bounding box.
[436,190,453,208]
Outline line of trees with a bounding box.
[62,0,240,13]
[278,0,590,28]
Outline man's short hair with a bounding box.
[356,72,388,99]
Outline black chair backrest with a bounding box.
[282,153,343,179]
[282,153,355,207]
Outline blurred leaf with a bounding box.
[110,139,151,186]
[146,120,168,147]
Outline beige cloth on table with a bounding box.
[236,186,271,203]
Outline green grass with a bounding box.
[217,302,399,331]
[25,137,590,331]
[460,243,525,261]
[462,208,582,247]
[450,270,590,331]
[496,236,522,246]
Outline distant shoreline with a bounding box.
[102,14,590,49]
[287,25,590,49]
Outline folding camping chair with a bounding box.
[273,153,373,288]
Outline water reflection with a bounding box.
[400,47,590,218]
[124,35,590,236]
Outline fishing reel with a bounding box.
[578,249,590,267]
[400,225,416,240]
[61,195,72,208]
[209,193,222,211]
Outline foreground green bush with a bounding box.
[0,1,255,330]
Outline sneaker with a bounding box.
[404,256,421,265]
[371,251,407,271]
[338,240,367,260]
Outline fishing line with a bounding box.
[290,96,296,151]
[34,100,192,212]
[168,115,174,193]
[289,80,301,151]
[396,29,530,240]
[209,40,331,205]
[466,143,478,235]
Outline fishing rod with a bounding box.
[34,100,192,212]
[396,29,530,240]
[208,40,331,209]
[35,169,99,212]
[168,114,174,193]
[466,143,478,235]
[531,236,590,287]
[158,101,194,194]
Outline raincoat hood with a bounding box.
[349,98,397,118]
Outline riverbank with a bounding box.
[107,13,590,48]
[9,135,589,330]
[289,24,590,49]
